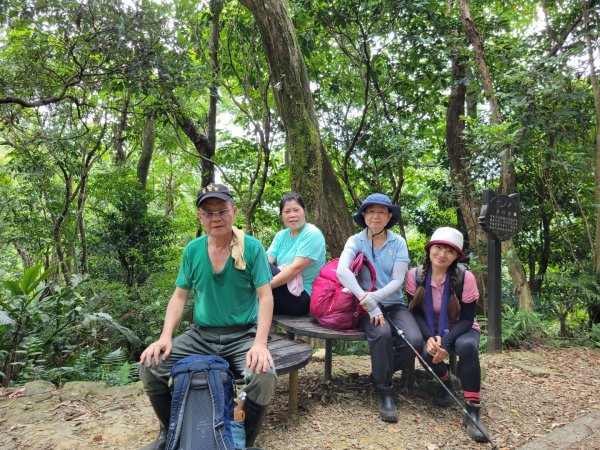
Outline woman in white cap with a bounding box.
[336,193,422,423]
[404,227,489,443]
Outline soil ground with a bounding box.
[1,344,599,450]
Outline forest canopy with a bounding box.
[1,0,599,386]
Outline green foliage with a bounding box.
[0,0,598,386]
[477,305,544,352]
[500,305,544,349]
[332,340,369,356]
[0,265,140,386]
[90,173,174,287]
[588,324,600,348]
[534,271,599,338]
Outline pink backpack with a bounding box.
[309,253,376,331]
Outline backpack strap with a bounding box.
[414,262,468,301]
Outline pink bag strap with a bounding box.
[349,253,377,292]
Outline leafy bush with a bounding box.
[534,270,599,338]
[89,174,174,287]
[0,264,140,386]
[332,340,369,356]
[477,305,544,352]
[501,305,543,348]
[589,323,600,348]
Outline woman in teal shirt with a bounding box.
[267,193,326,315]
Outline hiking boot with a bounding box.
[464,401,490,443]
[140,392,171,450]
[243,397,268,447]
[433,378,454,408]
[376,385,398,423]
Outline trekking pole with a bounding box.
[379,306,499,450]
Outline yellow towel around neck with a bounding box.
[230,226,246,270]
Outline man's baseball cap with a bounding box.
[195,183,234,208]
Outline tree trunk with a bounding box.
[529,175,553,294]
[445,50,488,310]
[459,0,532,310]
[54,170,73,285]
[446,51,487,254]
[202,0,223,187]
[239,0,354,257]
[114,88,131,165]
[165,154,177,216]
[77,169,89,274]
[137,118,155,188]
[12,242,31,269]
[583,2,600,274]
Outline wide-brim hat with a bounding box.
[196,183,234,208]
[352,193,401,229]
[424,227,465,261]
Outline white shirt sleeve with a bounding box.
[336,241,365,298]
[362,261,407,317]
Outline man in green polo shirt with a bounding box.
[139,183,277,450]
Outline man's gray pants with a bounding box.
[139,324,277,406]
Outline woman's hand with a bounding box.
[426,336,442,357]
[432,346,449,364]
[371,314,385,327]
[358,292,370,312]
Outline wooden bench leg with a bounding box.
[399,356,416,387]
[449,352,458,375]
[288,370,298,415]
[325,340,332,380]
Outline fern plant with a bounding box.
[1,265,141,386]
[589,323,600,348]
[501,305,543,348]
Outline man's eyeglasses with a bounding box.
[199,209,232,220]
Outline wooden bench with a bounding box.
[272,315,366,380]
[272,314,459,383]
[268,333,312,415]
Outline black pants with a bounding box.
[358,303,423,386]
[270,264,310,316]
[420,328,481,393]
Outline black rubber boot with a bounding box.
[433,377,454,408]
[376,385,398,423]
[243,397,268,447]
[140,392,171,450]
[464,401,490,443]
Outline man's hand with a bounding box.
[140,336,173,367]
[246,342,274,375]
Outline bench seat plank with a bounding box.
[272,314,367,380]
[269,334,312,375]
[273,314,366,340]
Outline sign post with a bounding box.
[478,189,521,353]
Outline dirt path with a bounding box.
[1,345,599,449]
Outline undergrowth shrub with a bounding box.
[477,304,544,352]
[0,265,140,386]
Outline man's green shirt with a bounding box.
[175,234,272,327]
